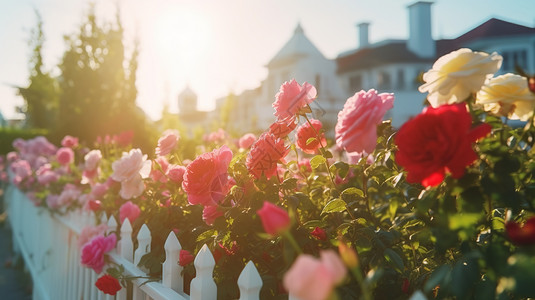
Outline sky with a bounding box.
[1,0,535,121]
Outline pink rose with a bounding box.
[202,205,224,226]
[91,183,108,198]
[238,133,257,149]
[58,184,81,207]
[268,119,298,139]
[84,150,102,171]
[111,149,152,182]
[166,164,186,184]
[61,135,79,148]
[182,146,233,206]
[78,224,108,249]
[257,201,290,236]
[335,89,394,155]
[273,79,317,122]
[46,194,60,209]
[151,156,169,183]
[246,133,289,179]
[119,201,141,224]
[111,149,152,199]
[155,130,180,156]
[56,147,74,166]
[80,234,117,274]
[119,176,145,199]
[283,250,347,300]
[295,119,326,154]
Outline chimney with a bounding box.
[357,22,370,48]
[407,1,435,58]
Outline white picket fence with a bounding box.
[4,184,269,300]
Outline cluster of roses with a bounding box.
[6,46,535,299]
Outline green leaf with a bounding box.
[424,264,451,293]
[321,199,347,214]
[310,155,326,169]
[384,248,404,272]
[330,161,349,178]
[281,178,298,190]
[306,137,317,146]
[340,187,364,203]
[196,229,216,242]
[449,213,482,230]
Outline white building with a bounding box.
[217,23,347,134]
[209,1,535,133]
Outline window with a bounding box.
[501,49,528,72]
[315,74,321,92]
[396,69,405,90]
[378,72,391,90]
[349,75,362,92]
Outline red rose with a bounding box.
[296,119,326,154]
[257,201,291,236]
[95,274,122,295]
[310,227,327,240]
[179,250,195,266]
[505,217,535,246]
[395,103,491,187]
[269,118,298,139]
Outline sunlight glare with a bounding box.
[155,6,212,82]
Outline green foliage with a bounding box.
[0,127,48,154]
[17,10,59,129]
[56,5,157,152]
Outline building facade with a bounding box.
[208,1,535,133]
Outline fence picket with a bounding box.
[6,185,271,300]
[133,224,151,300]
[163,232,183,294]
[238,261,262,300]
[120,218,134,262]
[190,244,217,300]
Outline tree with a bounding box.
[56,5,156,150]
[17,10,59,130]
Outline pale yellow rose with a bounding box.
[419,48,502,107]
[476,73,535,121]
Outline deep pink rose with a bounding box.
[395,103,491,187]
[166,164,186,184]
[335,89,394,155]
[283,250,347,300]
[119,201,141,224]
[257,201,290,236]
[155,130,180,156]
[182,146,233,206]
[80,234,116,274]
[273,79,317,122]
[56,147,74,166]
[238,133,257,149]
[296,119,326,154]
[78,224,108,249]
[179,250,194,266]
[61,135,79,148]
[246,133,289,179]
[202,205,224,226]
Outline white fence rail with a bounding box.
[4,184,268,300]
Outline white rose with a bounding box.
[419,48,502,107]
[476,73,535,121]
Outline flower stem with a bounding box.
[303,111,336,186]
[350,266,372,300]
[282,231,302,254]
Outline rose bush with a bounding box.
[5,47,535,299]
